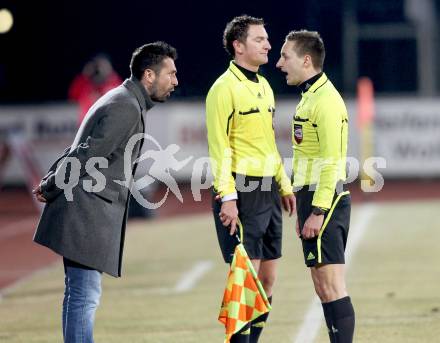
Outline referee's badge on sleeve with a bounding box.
[294,124,303,144]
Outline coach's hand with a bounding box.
[281,194,296,216]
[302,213,324,239]
[32,184,47,203]
[219,200,239,235]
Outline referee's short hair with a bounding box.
[286,30,325,70]
[223,15,265,57]
[130,41,177,80]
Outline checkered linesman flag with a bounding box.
[218,233,272,343]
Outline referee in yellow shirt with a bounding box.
[276,30,354,343]
[206,15,295,343]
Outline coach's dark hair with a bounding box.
[130,41,177,80]
[223,15,265,57]
[286,30,325,70]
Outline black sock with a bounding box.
[249,296,272,343]
[230,322,250,343]
[322,296,355,343]
[322,301,337,343]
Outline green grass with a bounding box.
[1,200,440,342]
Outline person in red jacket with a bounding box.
[69,54,122,125]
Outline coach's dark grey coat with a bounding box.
[34,76,154,277]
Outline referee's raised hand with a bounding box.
[219,200,239,235]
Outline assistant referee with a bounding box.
[206,15,295,343]
[276,30,354,343]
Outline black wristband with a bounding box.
[312,206,327,216]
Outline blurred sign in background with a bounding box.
[1,0,439,186]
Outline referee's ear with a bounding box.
[232,40,244,56]
[303,54,313,68]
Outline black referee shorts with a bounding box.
[296,185,351,267]
[212,174,283,264]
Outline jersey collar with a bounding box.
[305,73,328,94]
[228,61,260,82]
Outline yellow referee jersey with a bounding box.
[292,73,348,209]
[206,61,292,198]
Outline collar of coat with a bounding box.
[123,76,155,111]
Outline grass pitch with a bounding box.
[1,200,440,342]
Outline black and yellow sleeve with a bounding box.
[312,98,347,209]
[206,82,236,197]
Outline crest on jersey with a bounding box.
[294,124,303,144]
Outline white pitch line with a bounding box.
[0,259,60,303]
[292,203,377,343]
[174,260,214,293]
[0,260,214,303]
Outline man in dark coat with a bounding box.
[32,41,178,343]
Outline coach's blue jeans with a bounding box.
[62,262,102,343]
